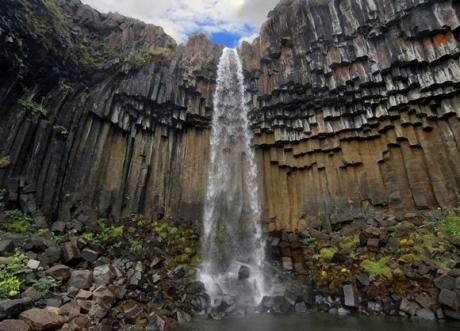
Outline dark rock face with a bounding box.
[0,0,221,224]
[1,0,460,232]
[241,0,460,231]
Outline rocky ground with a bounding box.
[0,183,459,330]
[270,209,460,321]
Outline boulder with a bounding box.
[294,302,307,313]
[45,265,71,282]
[416,308,436,320]
[26,259,40,270]
[0,298,32,319]
[81,248,99,263]
[434,275,455,290]
[68,270,92,289]
[0,240,14,253]
[93,264,113,286]
[438,289,459,311]
[343,284,358,307]
[0,319,30,331]
[19,308,63,330]
[63,240,81,263]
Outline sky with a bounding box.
[81,0,280,47]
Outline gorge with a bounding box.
[0,0,459,329]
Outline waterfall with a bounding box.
[199,48,267,308]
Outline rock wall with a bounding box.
[241,0,460,231]
[0,0,221,226]
[1,0,460,231]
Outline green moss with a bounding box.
[19,99,47,116]
[0,156,11,169]
[318,246,338,261]
[360,256,393,279]
[436,213,460,241]
[125,47,175,70]
[3,210,36,234]
[130,239,143,253]
[339,234,360,250]
[58,80,73,93]
[301,236,316,247]
[81,219,123,245]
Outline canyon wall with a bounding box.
[0,0,220,226]
[241,0,460,231]
[1,0,460,232]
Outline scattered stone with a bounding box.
[152,273,161,284]
[0,319,30,331]
[146,312,165,331]
[172,266,185,279]
[51,221,66,233]
[93,264,113,286]
[0,240,14,253]
[434,275,455,290]
[338,307,350,316]
[367,238,379,251]
[81,248,99,263]
[343,284,358,307]
[21,287,42,302]
[400,298,420,316]
[59,303,80,319]
[26,259,40,270]
[415,293,436,309]
[41,246,61,266]
[0,298,32,319]
[438,289,459,311]
[238,265,250,279]
[68,270,92,289]
[76,290,92,300]
[444,310,460,321]
[356,273,370,286]
[416,308,436,320]
[63,240,81,263]
[45,265,71,282]
[68,315,90,331]
[88,304,107,321]
[19,307,63,331]
[294,302,307,313]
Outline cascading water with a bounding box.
[199,48,267,308]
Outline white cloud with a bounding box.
[81,0,280,43]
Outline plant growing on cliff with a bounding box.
[31,276,57,294]
[436,213,460,241]
[0,156,11,169]
[19,99,47,116]
[360,256,392,279]
[58,80,73,93]
[53,125,69,136]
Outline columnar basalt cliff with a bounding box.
[1,0,460,233]
[241,0,460,231]
[0,0,221,226]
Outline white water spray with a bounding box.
[199,48,267,307]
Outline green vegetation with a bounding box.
[0,251,31,298]
[53,125,69,136]
[81,219,123,245]
[317,246,337,262]
[2,210,36,234]
[436,213,460,241]
[360,256,392,279]
[19,99,47,116]
[0,189,5,209]
[0,156,11,169]
[130,239,143,253]
[301,236,316,246]
[125,47,174,70]
[58,80,73,93]
[31,276,57,294]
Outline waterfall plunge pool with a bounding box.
[174,312,459,331]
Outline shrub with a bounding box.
[19,99,47,116]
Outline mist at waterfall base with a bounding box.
[198,48,275,310]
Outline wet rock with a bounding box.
[0,298,32,319]
[93,264,114,286]
[338,307,350,316]
[175,310,191,324]
[294,302,307,313]
[400,298,420,316]
[46,265,71,282]
[68,270,92,289]
[343,284,358,308]
[238,265,250,279]
[415,293,436,309]
[416,308,436,320]
[444,310,460,320]
[146,312,165,331]
[438,289,459,311]
[0,319,30,331]
[19,307,63,330]
[171,266,185,279]
[282,257,293,271]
